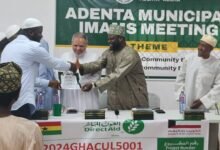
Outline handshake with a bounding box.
[69,59,94,92]
[69,58,81,73]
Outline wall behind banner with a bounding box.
[0,0,56,56]
[0,0,177,109]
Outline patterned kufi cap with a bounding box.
[200,35,217,48]
[108,24,125,37]
[0,62,22,93]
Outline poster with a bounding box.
[56,0,220,79]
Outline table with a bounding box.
[60,88,100,112]
[37,110,219,150]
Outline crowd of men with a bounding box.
[0,17,219,149]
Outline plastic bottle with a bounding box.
[37,91,44,109]
[179,91,186,113]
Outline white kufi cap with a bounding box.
[200,35,217,48]
[5,25,20,39]
[0,32,6,41]
[21,18,42,29]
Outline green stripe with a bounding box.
[42,130,62,135]
[101,75,176,80]
[145,76,176,79]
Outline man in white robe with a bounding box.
[175,35,220,110]
[60,32,101,112]
[1,18,75,119]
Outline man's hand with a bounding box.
[76,58,80,69]
[190,99,202,109]
[69,62,77,73]
[81,83,93,92]
[48,80,61,89]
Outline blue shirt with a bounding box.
[35,39,58,110]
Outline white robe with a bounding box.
[1,35,70,113]
[60,51,101,112]
[175,54,220,109]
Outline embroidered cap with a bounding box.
[200,35,217,48]
[21,18,42,29]
[108,24,125,37]
[5,25,20,39]
[0,62,22,93]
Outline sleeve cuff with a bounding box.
[200,95,216,109]
[39,79,50,87]
[35,78,50,88]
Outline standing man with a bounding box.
[0,62,43,150]
[5,24,21,42]
[35,38,60,110]
[175,35,220,110]
[1,18,75,119]
[0,32,8,61]
[61,32,101,111]
[80,24,149,110]
[0,25,20,62]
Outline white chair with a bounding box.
[99,90,107,109]
[148,92,160,109]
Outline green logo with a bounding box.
[123,119,144,134]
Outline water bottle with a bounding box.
[36,91,45,109]
[53,93,59,104]
[179,91,186,113]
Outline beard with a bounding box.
[31,35,41,42]
[109,42,121,51]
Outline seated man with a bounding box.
[60,32,101,112]
[175,35,220,110]
[0,62,43,150]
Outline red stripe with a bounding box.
[37,121,61,126]
[170,125,201,128]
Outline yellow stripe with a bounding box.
[55,45,108,48]
[127,41,178,53]
[41,126,61,131]
[55,44,220,51]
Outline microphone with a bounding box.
[74,72,81,88]
[215,103,219,115]
[114,110,119,118]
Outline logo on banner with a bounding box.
[37,121,62,135]
[168,120,202,136]
[116,0,133,4]
[84,121,121,132]
[123,119,144,134]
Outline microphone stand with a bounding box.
[215,103,219,115]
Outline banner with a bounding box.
[38,119,209,150]
[56,0,220,79]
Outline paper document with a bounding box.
[61,72,80,89]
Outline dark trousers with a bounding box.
[11,104,32,119]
